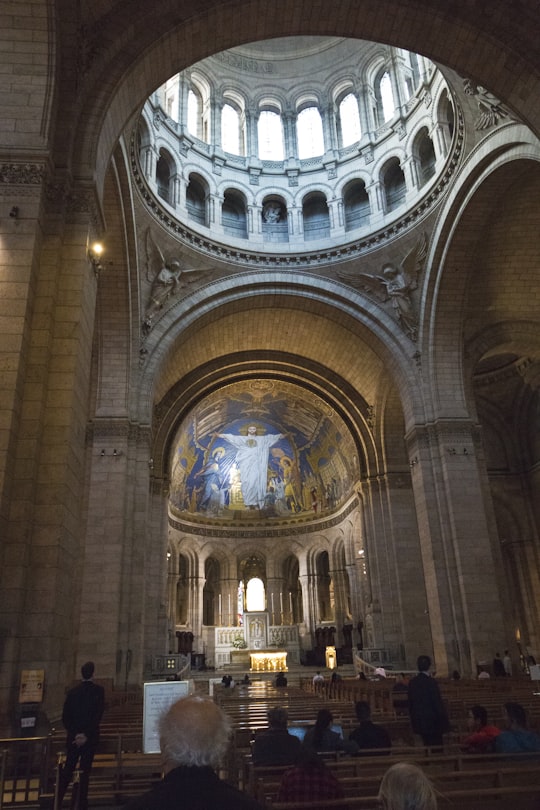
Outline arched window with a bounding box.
[246,577,265,612]
[176,555,189,624]
[258,109,284,160]
[339,92,362,147]
[187,88,203,139]
[156,149,175,203]
[222,188,248,238]
[376,70,395,125]
[297,106,325,158]
[343,180,370,230]
[186,173,208,226]
[302,192,330,240]
[400,50,421,101]
[163,76,179,122]
[222,103,241,155]
[262,197,288,243]
[436,89,455,154]
[415,127,436,186]
[316,551,333,621]
[382,157,406,211]
[203,557,220,625]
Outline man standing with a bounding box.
[125,695,262,809]
[407,655,450,747]
[218,425,283,509]
[57,661,105,810]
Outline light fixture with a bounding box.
[9,206,19,219]
[100,449,105,457]
[409,456,418,467]
[87,242,104,276]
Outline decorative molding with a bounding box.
[0,162,46,185]
[168,496,358,539]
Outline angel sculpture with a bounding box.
[142,228,211,333]
[337,233,427,341]
[463,78,509,131]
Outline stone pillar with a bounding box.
[328,567,350,646]
[299,570,318,638]
[0,176,101,722]
[406,419,507,676]
[321,103,337,151]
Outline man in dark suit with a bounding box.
[407,655,449,747]
[57,661,105,810]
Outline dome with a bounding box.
[135,37,456,265]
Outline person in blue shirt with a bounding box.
[495,702,540,754]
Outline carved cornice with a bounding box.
[0,162,47,186]
[405,419,483,452]
[86,420,151,443]
[168,495,359,539]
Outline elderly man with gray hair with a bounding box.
[125,695,263,809]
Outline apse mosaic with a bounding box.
[169,380,359,521]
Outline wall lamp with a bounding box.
[9,206,19,219]
[88,242,104,276]
[447,447,468,455]
[409,456,419,467]
[100,449,122,458]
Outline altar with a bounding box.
[250,650,288,672]
[213,610,300,670]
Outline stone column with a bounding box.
[0,172,105,723]
[406,419,507,676]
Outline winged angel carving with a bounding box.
[142,228,211,333]
[337,233,427,341]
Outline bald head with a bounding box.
[159,695,232,770]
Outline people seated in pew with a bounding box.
[277,748,345,809]
[275,671,288,687]
[303,708,359,754]
[461,704,501,753]
[495,701,540,754]
[252,707,302,766]
[377,762,438,810]
[391,673,409,715]
[348,700,392,755]
[124,695,263,810]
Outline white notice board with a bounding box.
[142,680,193,753]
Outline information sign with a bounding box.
[142,680,193,753]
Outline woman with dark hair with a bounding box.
[303,709,358,754]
